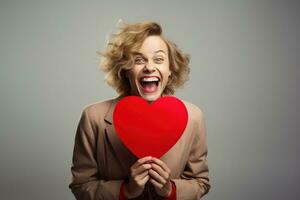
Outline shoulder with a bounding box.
[180,98,205,122]
[79,97,116,122]
[178,98,207,139]
[83,98,114,113]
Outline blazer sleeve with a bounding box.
[172,108,211,200]
[68,108,123,200]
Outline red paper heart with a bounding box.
[113,96,188,158]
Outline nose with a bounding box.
[143,64,155,73]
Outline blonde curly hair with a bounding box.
[97,21,190,96]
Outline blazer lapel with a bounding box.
[104,96,137,168]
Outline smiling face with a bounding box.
[125,35,171,103]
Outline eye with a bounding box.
[154,57,164,63]
[134,57,146,65]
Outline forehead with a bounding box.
[138,35,168,55]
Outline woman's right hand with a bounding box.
[123,156,152,198]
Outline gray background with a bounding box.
[0,0,299,199]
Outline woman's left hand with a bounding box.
[148,157,172,197]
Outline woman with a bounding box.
[69,21,210,200]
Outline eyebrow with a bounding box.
[132,50,166,57]
[154,50,166,54]
[132,52,147,61]
[132,52,144,56]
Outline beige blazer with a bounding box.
[68,96,210,200]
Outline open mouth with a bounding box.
[139,76,160,93]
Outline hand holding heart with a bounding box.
[124,156,172,198]
[124,156,152,198]
[149,157,172,197]
[116,96,185,197]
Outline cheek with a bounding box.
[126,69,140,85]
[161,65,171,78]
[130,65,143,75]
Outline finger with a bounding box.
[135,169,149,181]
[151,157,170,173]
[132,156,152,169]
[151,163,169,180]
[133,163,151,176]
[149,168,167,185]
[149,178,163,189]
[139,174,150,186]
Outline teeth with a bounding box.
[140,77,159,82]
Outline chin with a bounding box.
[141,94,161,103]
[138,88,164,102]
